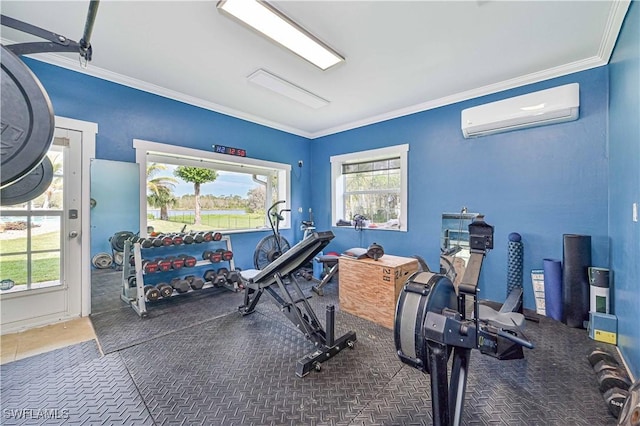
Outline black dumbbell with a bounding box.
[598,368,632,393]
[156,282,173,298]
[183,234,194,244]
[170,277,191,294]
[221,250,233,261]
[217,267,229,279]
[172,234,184,245]
[144,285,160,302]
[604,387,629,419]
[185,275,205,290]
[588,348,619,367]
[203,269,217,282]
[152,235,165,247]
[227,270,242,286]
[594,359,620,374]
[140,238,154,248]
[193,232,205,243]
[128,275,137,288]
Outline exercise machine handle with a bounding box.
[497,329,534,350]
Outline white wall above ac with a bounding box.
[0,1,630,139]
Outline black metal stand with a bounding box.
[240,271,356,377]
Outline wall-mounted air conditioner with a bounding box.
[461,83,580,138]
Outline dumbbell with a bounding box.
[203,269,217,282]
[203,250,223,263]
[142,260,159,274]
[221,249,233,261]
[156,257,173,272]
[127,275,137,288]
[604,387,629,419]
[152,235,164,247]
[182,234,194,244]
[227,270,243,287]
[144,285,160,302]
[170,277,191,294]
[177,254,197,268]
[168,256,185,270]
[598,367,632,394]
[140,238,154,248]
[588,348,619,367]
[193,232,205,243]
[217,267,229,280]
[185,275,205,290]
[156,282,173,298]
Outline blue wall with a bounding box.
[310,68,610,310]
[608,0,640,379]
[24,59,312,271]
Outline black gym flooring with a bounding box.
[0,269,620,425]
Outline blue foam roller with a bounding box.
[543,258,563,321]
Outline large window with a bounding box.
[331,144,408,231]
[134,140,290,235]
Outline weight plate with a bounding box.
[113,251,124,266]
[0,156,53,205]
[1,46,55,188]
[92,252,113,269]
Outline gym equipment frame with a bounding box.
[240,230,357,377]
[121,235,237,317]
[395,216,534,426]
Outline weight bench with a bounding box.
[239,231,357,377]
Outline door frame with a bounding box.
[0,116,96,333]
[55,116,96,318]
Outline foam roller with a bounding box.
[507,233,523,295]
[562,234,591,328]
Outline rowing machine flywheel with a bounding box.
[394,271,457,373]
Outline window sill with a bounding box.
[333,225,406,232]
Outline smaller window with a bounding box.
[331,144,408,231]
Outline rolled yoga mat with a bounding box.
[562,234,592,328]
[507,233,524,295]
[543,258,563,321]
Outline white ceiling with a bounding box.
[1,1,630,139]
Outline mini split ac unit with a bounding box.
[461,83,580,138]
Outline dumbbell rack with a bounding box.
[120,236,237,318]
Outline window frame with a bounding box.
[134,139,291,236]
[330,144,409,232]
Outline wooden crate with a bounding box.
[339,254,419,329]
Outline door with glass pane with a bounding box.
[0,127,82,330]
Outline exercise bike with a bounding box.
[253,200,291,269]
[395,215,534,426]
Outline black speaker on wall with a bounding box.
[562,234,592,328]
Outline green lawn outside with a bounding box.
[0,231,61,285]
[150,212,266,234]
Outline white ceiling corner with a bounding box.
[0,0,631,140]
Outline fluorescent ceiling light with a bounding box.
[217,0,344,71]
[247,69,329,109]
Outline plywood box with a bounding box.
[339,254,419,329]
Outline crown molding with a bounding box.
[1,40,313,139]
[3,0,629,141]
